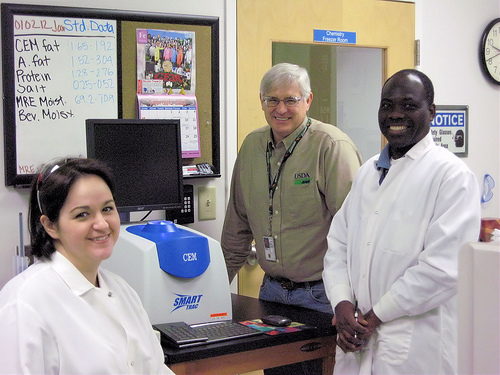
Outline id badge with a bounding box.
[263,236,276,261]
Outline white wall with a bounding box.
[0,0,237,289]
[415,0,500,219]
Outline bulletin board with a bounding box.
[2,3,220,186]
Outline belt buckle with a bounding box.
[280,280,296,290]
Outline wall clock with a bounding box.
[480,18,500,85]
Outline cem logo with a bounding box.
[183,252,197,261]
[171,293,203,312]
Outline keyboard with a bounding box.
[154,321,263,348]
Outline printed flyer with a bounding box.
[136,28,195,94]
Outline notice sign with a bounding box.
[431,105,468,157]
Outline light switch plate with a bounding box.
[198,186,216,220]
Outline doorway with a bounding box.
[235,0,415,299]
[273,43,384,162]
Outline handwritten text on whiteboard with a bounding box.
[13,15,118,174]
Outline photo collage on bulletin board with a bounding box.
[136,28,201,158]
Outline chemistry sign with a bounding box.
[313,29,356,44]
[431,105,468,157]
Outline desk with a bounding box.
[163,294,336,375]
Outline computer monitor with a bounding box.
[85,119,183,221]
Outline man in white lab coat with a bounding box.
[323,69,481,374]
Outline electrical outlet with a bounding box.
[198,186,216,220]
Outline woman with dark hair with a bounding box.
[0,157,174,374]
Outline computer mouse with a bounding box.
[261,314,292,327]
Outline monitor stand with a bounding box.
[119,212,131,223]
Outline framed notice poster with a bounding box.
[430,105,468,157]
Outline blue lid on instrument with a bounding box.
[127,220,210,278]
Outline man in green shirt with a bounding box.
[222,63,361,311]
[222,62,361,375]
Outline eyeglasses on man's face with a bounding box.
[262,96,303,107]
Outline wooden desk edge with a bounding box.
[169,335,336,375]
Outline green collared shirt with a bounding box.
[222,117,362,282]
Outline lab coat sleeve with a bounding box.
[323,191,355,310]
[121,285,175,374]
[221,154,254,283]
[0,299,59,374]
[143,306,176,374]
[373,167,481,322]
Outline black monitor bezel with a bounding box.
[86,118,183,215]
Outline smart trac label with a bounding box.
[171,293,203,312]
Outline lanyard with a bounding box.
[266,118,311,219]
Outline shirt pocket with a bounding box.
[381,207,422,256]
[375,316,414,365]
[287,183,322,225]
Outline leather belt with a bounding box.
[268,275,322,291]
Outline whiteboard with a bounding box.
[4,11,118,185]
[2,3,222,186]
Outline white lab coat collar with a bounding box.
[405,132,434,160]
[373,132,434,171]
[49,251,99,296]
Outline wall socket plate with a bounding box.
[198,186,216,221]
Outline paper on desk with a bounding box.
[240,320,305,335]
